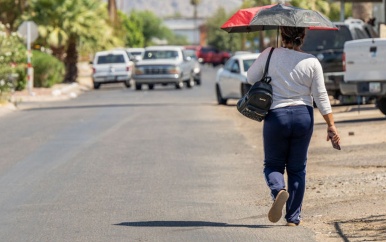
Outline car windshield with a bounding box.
[243,59,256,72]
[130,52,143,56]
[184,50,197,59]
[97,54,125,64]
[201,47,217,53]
[301,26,353,51]
[143,50,179,60]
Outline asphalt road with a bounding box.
[1,64,370,242]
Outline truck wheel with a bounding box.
[93,82,101,89]
[124,80,131,88]
[175,80,184,89]
[376,98,386,115]
[241,83,251,96]
[135,84,142,91]
[186,76,195,88]
[148,84,154,90]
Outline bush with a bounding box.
[32,50,65,88]
[0,24,27,101]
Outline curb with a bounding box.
[0,82,90,117]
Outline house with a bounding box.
[163,18,206,46]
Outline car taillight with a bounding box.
[126,66,130,71]
[92,67,96,74]
[342,52,346,72]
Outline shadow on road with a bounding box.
[21,102,218,112]
[334,117,386,124]
[114,220,272,229]
[333,214,386,242]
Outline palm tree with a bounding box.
[30,0,120,83]
[0,0,28,34]
[108,0,118,26]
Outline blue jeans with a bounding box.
[263,105,314,224]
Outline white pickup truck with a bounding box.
[340,38,386,115]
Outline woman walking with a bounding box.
[247,26,341,226]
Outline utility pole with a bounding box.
[340,0,345,22]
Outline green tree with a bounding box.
[0,0,28,34]
[133,10,179,46]
[206,7,242,52]
[0,23,27,98]
[120,11,145,47]
[291,0,330,16]
[29,0,120,83]
[287,0,351,21]
[253,0,271,6]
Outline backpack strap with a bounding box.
[262,47,275,83]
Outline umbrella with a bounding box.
[221,3,338,33]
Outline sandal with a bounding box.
[268,190,289,223]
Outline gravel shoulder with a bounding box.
[231,102,386,242]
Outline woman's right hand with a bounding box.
[326,125,341,145]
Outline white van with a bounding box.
[340,38,386,115]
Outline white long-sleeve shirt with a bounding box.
[247,47,332,115]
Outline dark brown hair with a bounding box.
[280,26,306,49]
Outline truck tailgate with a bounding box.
[344,38,386,82]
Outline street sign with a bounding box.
[17,21,38,95]
[17,21,39,43]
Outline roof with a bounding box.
[145,45,185,51]
[231,53,260,60]
[95,49,128,55]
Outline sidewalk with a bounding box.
[0,62,93,117]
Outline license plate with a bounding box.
[369,82,381,93]
[107,76,116,81]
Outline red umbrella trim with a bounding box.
[220,4,275,29]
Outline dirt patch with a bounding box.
[231,103,386,241]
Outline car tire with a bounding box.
[376,97,386,115]
[195,78,201,85]
[216,84,227,105]
[175,80,184,89]
[148,84,154,90]
[93,82,101,89]
[241,83,251,96]
[135,84,142,91]
[186,76,195,88]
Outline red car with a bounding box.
[185,45,230,67]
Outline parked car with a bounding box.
[126,47,145,61]
[215,53,260,105]
[341,38,386,115]
[301,18,378,103]
[132,45,195,90]
[91,49,135,89]
[185,45,231,67]
[183,49,202,85]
